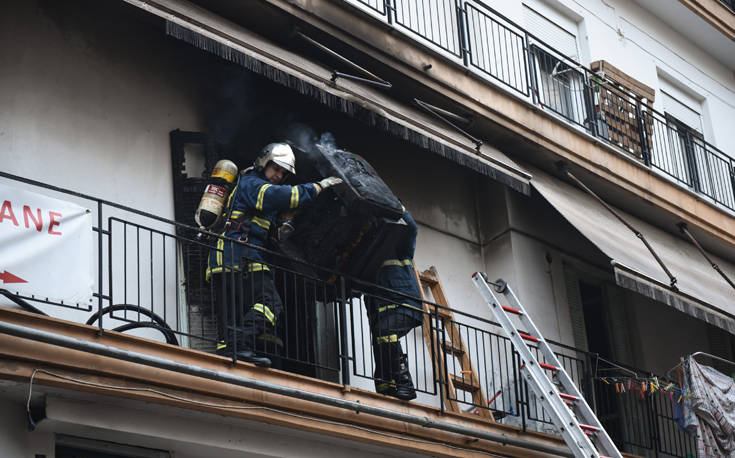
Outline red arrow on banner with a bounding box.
[0,271,27,284]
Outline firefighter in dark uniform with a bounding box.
[369,207,423,400]
[207,142,342,367]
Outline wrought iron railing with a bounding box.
[592,364,698,458]
[0,170,697,456]
[719,0,735,13]
[347,0,735,213]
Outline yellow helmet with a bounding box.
[254,143,296,175]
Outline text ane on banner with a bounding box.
[0,200,63,235]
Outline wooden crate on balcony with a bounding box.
[591,60,655,158]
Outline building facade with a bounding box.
[1,0,734,456]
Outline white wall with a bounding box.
[0,0,204,337]
[0,0,203,214]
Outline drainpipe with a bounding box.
[0,321,572,457]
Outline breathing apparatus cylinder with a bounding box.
[195,159,239,230]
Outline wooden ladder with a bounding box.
[414,266,494,420]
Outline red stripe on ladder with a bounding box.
[519,332,538,342]
[520,362,559,371]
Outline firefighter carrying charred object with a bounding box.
[198,143,342,367]
[195,138,422,400]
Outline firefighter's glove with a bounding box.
[278,221,295,241]
[315,176,343,193]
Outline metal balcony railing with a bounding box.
[719,0,735,13]
[0,171,697,457]
[347,0,735,212]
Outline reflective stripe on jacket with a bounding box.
[208,170,320,277]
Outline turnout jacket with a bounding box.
[208,169,320,277]
[373,208,423,322]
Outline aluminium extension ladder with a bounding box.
[471,272,622,458]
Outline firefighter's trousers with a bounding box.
[212,266,283,353]
[370,312,421,384]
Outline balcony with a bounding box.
[0,171,697,457]
[335,0,735,214]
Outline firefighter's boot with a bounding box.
[216,341,271,367]
[216,327,272,367]
[391,353,417,401]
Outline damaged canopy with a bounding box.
[121,0,531,195]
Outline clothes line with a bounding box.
[590,354,689,401]
[666,351,735,381]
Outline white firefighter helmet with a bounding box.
[254,142,296,175]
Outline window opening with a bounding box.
[523,5,586,126]
[56,435,170,458]
[579,281,645,455]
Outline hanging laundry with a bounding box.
[684,356,735,456]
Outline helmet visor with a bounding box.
[271,158,296,175]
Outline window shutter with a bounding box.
[523,5,578,61]
[563,266,589,351]
[661,90,703,134]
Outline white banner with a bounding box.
[0,183,93,306]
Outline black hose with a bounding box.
[86,304,179,346]
[112,321,179,346]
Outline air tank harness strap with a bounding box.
[225,210,252,242]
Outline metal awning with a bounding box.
[122,0,531,194]
[531,168,735,334]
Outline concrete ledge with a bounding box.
[678,0,735,40]
[0,306,567,457]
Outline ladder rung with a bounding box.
[501,305,522,315]
[427,305,453,320]
[538,362,559,371]
[559,393,578,402]
[419,273,438,285]
[442,341,465,357]
[579,423,599,432]
[450,374,479,393]
[519,362,559,372]
[519,332,538,343]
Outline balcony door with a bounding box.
[564,267,647,454]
